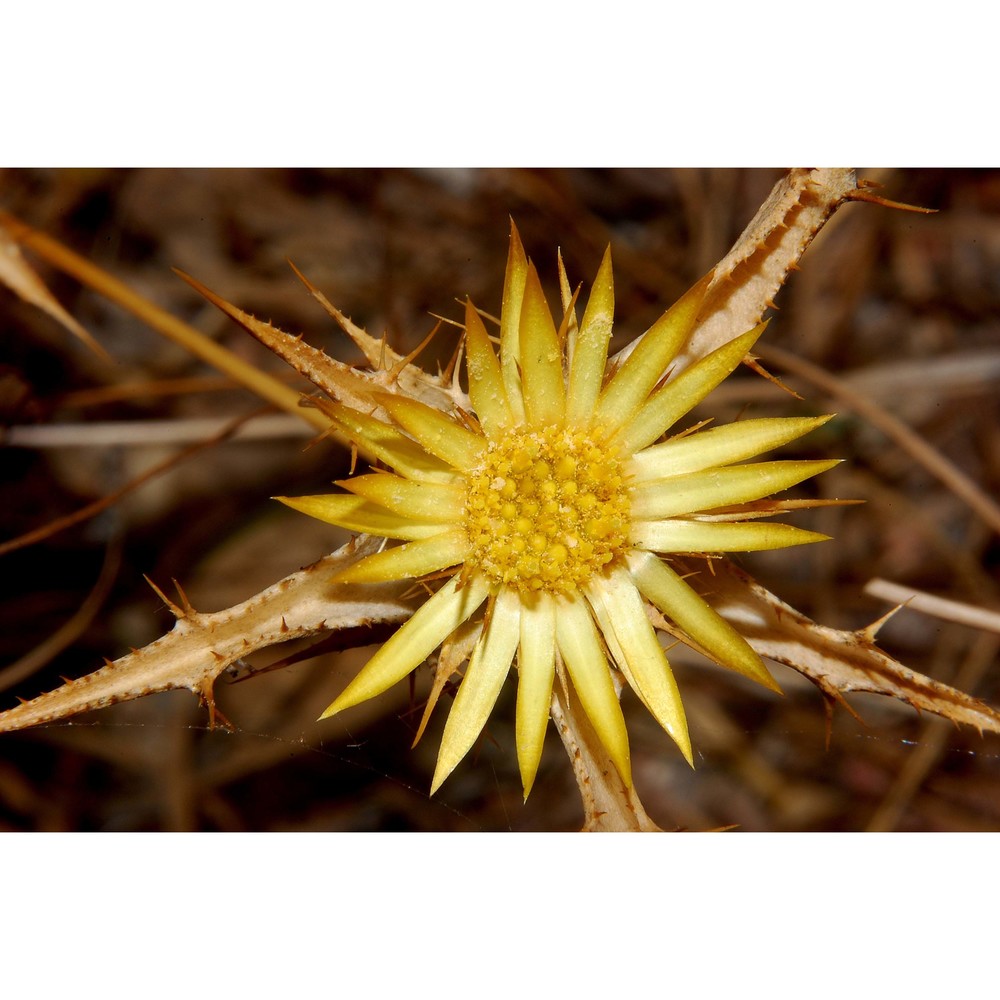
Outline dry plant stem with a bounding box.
[757,342,1000,538]
[0,211,329,432]
[840,467,995,599]
[866,632,1000,832]
[840,350,1000,405]
[0,537,413,732]
[705,348,1000,411]
[5,413,313,449]
[865,578,1000,636]
[0,411,266,557]
[57,372,303,409]
[550,679,661,831]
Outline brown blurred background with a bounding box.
[2,168,999,831]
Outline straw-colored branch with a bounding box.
[5,413,313,449]
[0,210,330,432]
[758,342,1000,538]
[865,578,1000,636]
[0,412,265,557]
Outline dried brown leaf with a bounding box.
[0,216,109,360]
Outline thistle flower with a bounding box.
[279,226,837,797]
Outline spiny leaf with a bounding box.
[0,539,412,734]
[616,168,863,378]
[686,557,1000,736]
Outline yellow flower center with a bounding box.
[463,425,630,595]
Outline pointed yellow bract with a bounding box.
[567,247,614,424]
[281,222,841,797]
[596,271,712,431]
[519,264,566,427]
[464,300,513,435]
[515,594,556,798]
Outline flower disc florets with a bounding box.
[464,426,629,595]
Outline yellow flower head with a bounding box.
[279,225,837,797]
